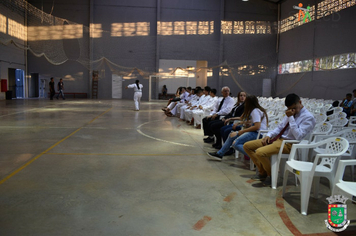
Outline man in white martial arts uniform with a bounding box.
[192,89,219,129]
[178,88,204,119]
[165,87,190,116]
[183,86,211,122]
[170,87,193,117]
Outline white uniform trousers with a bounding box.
[192,110,204,125]
[171,103,186,116]
[167,101,177,110]
[184,109,194,122]
[134,92,142,110]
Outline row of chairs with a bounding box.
[239,98,355,215]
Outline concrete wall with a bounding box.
[1,0,278,100]
[277,0,356,100]
[0,3,26,99]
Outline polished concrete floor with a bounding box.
[0,99,355,236]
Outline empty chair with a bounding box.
[327,112,347,121]
[349,116,356,127]
[327,117,348,134]
[308,122,333,143]
[313,127,356,177]
[332,160,356,204]
[282,137,349,215]
[314,113,327,124]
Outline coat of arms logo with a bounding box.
[325,195,350,232]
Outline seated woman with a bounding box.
[207,95,268,160]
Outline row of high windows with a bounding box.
[278,52,356,74]
[1,1,355,41]
[279,0,356,33]
[1,15,274,41]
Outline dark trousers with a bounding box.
[202,116,220,136]
[210,120,225,145]
[50,90,55,100]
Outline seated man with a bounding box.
[202,86,235,143]
[243,93,316,187]
[184,86,211,123]
[165,87,189,116]
[351,89,356,117]
[340,93,353,117]
[192,89,219,129]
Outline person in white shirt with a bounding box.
[184,86,211,122]
[165,87,189,116]
[243,93,316,186]
[192,89,219,128]
[208,95,268,160]
[202,86,235,143]
[126,80,143,111]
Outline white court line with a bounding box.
[137,121,195,147]
[0,108,40,118]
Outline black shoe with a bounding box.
[212,143,222,149]
[251,174,267,181]
[207,152,223,161]
[224,148,235,156]
[203,137,214,143]
[262,176,271,186]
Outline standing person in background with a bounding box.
[56,78,65,100]
[126,80,143,111]
[49,77,55,100]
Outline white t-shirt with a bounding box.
[250,108,267,131]
[128,83,143,92]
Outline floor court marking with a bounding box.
[275,187,356,236]
[137,121,195,147]
[0,107,113,186]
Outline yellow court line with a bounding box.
[0,107,112,185]
[46,153,204,156]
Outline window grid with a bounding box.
[278,53,356,74]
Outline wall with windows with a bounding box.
[22,0,278,99]
[0,4,26,99]
[277,0,356,99]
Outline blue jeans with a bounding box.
[217,131,258,157]
[232,131,259,157]
[220,124,242,142]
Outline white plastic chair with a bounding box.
[327,112,347,121]
[282,137,349,215]
[332,160,356,203]
[308,122,333,143]
[270,139,301,189]
[327,117,348,134]
[349,116,356,127]
[314,113,327,124]
[313,127,356,173]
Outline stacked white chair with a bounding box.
[282,137,349,215]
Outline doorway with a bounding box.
[8,68,25,98]
[29,73,39,98]
[112,74,123,99]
